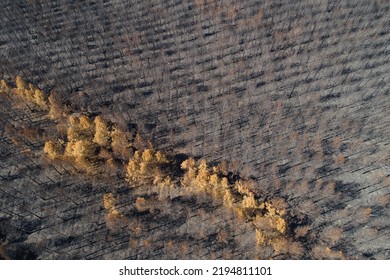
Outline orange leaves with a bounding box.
[241,193,258,209]
[43,140,64,160]
[126,149,170,186]
[0,79,11,95]
[103,193,125,231]
[179,157,288,254]
[103,193,116,210]
[93,115,111,147]
[12,76,48,108]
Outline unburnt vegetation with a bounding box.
[2,77,298,259]
[1,0,390,259]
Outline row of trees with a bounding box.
[179,158,288,252]
[1,77,48,109]
[43,113,135,173]
[2,76,134,174]
[5,75,291,258]
[122,141,288,253]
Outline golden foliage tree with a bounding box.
[93,115,111,147]
[0,80,11,95]
[33,88,47,108]
[78,115,94,139]
[103,193,116,209]
[12,76,48,108]
[241,193,258,209]
[180,158,197,189]
[235,180,252,196]
[43,140,64,160]
[126,151,141,183]
[126,149,169,185]
[73,140,96,161]
[193,159,209,191]
[222,189,234,207]
[66,116,81,142]
[63,115,98,171]
[15,76,26,92]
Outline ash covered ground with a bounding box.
[0,0,390,259]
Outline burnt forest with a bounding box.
[0,0,390,260]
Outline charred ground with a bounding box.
[1,0,390,259]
